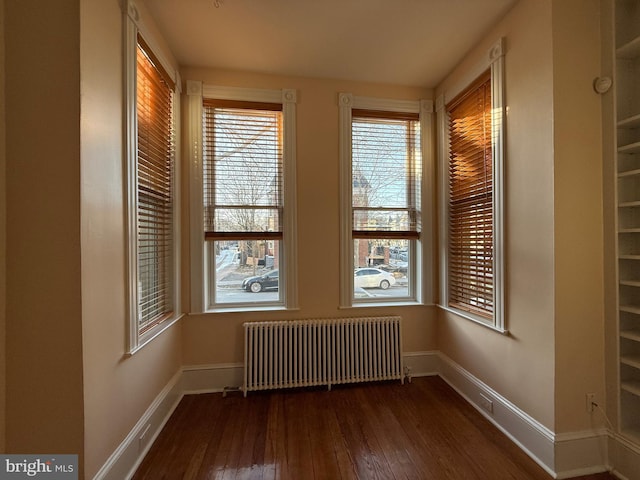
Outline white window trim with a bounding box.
[338,93,434,308]
[123,0,182,353]
[436,37,506,333]
[187,83,298,313]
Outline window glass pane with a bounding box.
[203,107,283,234]
[353,239,410,300]
[352,118,420,212]
[212,207,281,233]
[353,209,413,231]
[211,239,281,304]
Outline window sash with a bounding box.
[351,112,421,238]
[446,72,493,318]
[203,101,284,239]
[136,36,175,333]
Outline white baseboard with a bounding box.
[437,352,557,476]
[180,352,440,395]
[182,362,244,394]
[403,350,439,378]
[94,351,636,480]
[609,433,640,480]
[554,430,610,479]
[91,369,183,480]
[438,353,615,478]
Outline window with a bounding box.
[339,94,433,306]
[125,6,181,352]
[437,38,505,331]
[447,72,493,318]
[204,100,284,305]
[187,84,297,312]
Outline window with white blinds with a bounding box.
[203,100,285,306]
[446,71,494,319]
[348,107,422,302]
[203,100,283,240]
[134,35,176,335]
[352,110,421,239]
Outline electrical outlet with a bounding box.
[479,393,494,413]
[586,393,596,413]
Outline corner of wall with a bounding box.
[0,0,6,454]
[5,0,84,465]
[550,0,607,436]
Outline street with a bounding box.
[215,284,410,303]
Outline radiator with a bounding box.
[243,316,404,395]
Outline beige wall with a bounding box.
[436,0,557,429]
[551,0,605,433]
[0,0,186,475]
[435,0,606,435]
[600,0,620,429]
[0,0,6,454]
[80,0,183,477]
[5,0,85,466]
[180,68,437,366]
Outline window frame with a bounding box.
[124,0,182,353]
[339,93,434,308]
[187,83,298,313]
[436,37,506,332]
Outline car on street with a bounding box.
[354,268,396,290]
[242,269,279,293]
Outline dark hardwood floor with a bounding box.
[133,376,616,480]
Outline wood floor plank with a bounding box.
[321,390,359,480]
[282,390,316,477]
[262,393,283,480]
[206,395,249,479]
[303,390,343,479]
[385,382,468,478]
[133,377,618,480]
[360,382,432,479]
[333,385,403,480]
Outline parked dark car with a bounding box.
[242,269,279,293]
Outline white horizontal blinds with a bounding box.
[136,35,175,333]
[351,110,421,239]
[446,71,493,318]
[203,100,283,241]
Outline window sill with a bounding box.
[437,304,508,335]
[127,313,184,356]
[341,300,430,309]
[200,305,300,315]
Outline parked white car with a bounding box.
[354,268,396,290]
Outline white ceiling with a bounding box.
[142,0,517,87]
